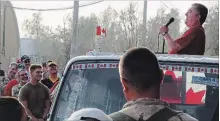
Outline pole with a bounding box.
[70,1,79,59]
[162,38,165,54]
[141,0,147,47]
[0,1,2,69]
[2,5,5,56]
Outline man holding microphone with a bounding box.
[159,3,208,55]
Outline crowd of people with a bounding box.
[0,55,60,121]
[0,3,209,121]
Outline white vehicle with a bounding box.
[48,53,219,121]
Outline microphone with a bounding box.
[157,17,175,54]
[165,17,175,27]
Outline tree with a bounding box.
[99,2,142,52]
[204,4,219,56]
[118,3,142,50]
[22,2,219,70]
[54,15,72,66]
[144,7,181,53]
[22,12,63,66]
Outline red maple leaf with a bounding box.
[186,88,205,104]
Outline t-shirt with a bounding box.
[50,81,59,93]
[18,82,50,118]
[41,77,59,89]
[3,79,18,96]
[12,84,23,97]
[169,26,205,55]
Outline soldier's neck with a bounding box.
[133,89,160,100]
[30,79,38,85]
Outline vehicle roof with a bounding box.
[65,54,219,69]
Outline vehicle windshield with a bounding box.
[52,60,219,121]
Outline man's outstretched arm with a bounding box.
[163,33,181,52]
[160,26,194,53]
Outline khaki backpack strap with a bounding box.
[146,107,182,121]
[109,112,137,121]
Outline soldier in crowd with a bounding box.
[41,61,60,91]
[109,47,198,121]
[0,96,27,121]
[12,69,29,98]
[20,55,31,74]
[19,65,50,121]
[2,63,18,96]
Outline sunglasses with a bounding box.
[20,73,28,77]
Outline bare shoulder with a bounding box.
[169,113,198,121]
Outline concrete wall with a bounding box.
[0,1,20,71]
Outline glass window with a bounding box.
[52,61,218,121]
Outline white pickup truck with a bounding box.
[48,53,219,121]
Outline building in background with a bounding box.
[19,38,48,64]
[19,38,38,56]
[0,1,20,72]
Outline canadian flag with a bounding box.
[96,26,106,37]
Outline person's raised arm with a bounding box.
[160,25,195,53]
[160,26,181,52]
[163,33,181,52]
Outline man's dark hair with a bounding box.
[9,62,18,68]
[192,3,208,25]
[119,47,162,92]
[0,96,24,121]
[21,55,30,62]
[42,62,47,67]
[30,64,42,73]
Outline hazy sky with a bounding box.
[11,1,218,38]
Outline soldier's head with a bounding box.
[8,63,18,80]
[47,61,58,75]
[0,97,27,121]
[30,64,42,82]
[119,47,163,101]
[21,55,31,69]
[17,69,28,84]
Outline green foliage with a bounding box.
[204,3,219,56]
[22,2,219,69]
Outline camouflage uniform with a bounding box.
[12,84,22,97]
[109,98,198,121]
